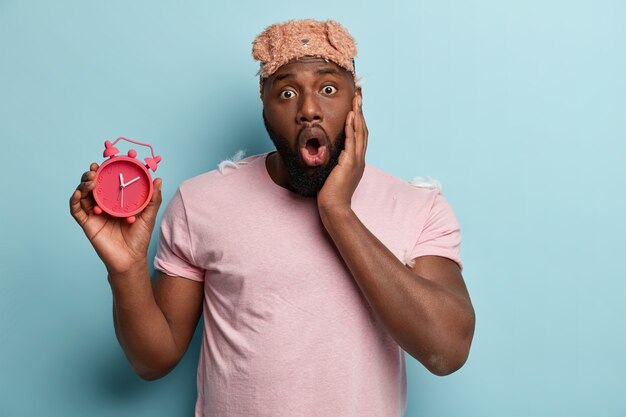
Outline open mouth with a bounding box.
[305,138,321,155]
[298,127,328,167]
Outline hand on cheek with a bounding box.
[317,91,368,212]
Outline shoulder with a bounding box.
[177,152,266,202]
[360,163,443,205]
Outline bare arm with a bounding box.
[319,206,474,375]
[70,163,203,380]
[110,268,203,380]
[317,92,474,375]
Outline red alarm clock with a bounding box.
[92,137,162,224]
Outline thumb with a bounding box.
[140,178,163,223]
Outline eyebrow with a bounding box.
[272,67,342,83]
[316,68,340,76]
[273,72,295,82]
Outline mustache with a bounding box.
[262,111,330,145]
[297,123,328,141]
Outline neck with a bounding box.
[265,151,292,191]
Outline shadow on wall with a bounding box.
[67,320,203,414]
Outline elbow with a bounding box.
[124,347,183,381]
[137,366,174,381]
[138,370,167,381]
[422,337,472,376]
[407,342,472,376]
[423,310,476,376]
[133,360,177,381]
[425,350,469,376]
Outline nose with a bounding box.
[296,91,322,124]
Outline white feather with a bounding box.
[409,176,442,191]
[217,149,247,174]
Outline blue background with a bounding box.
[1,1,625,416]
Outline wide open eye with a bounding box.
[280,89,296,99]
[321,85,337,95]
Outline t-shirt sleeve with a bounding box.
[154,188,205,281]
[408,191,463,270]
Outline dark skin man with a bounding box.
[70,57,474,380]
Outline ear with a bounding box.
[259,77,265,101]
[355,87,362,98]
[260,76,272,102]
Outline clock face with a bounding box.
[93,157,153,217]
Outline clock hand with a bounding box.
[119,173,125,208]
[123,176,141,187]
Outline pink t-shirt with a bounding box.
[154,152,462,417]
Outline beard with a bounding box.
[263,112,345,198]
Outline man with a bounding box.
[70,19,474,417]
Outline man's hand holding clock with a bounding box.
[69,139,199,383]
[70,162,163,276]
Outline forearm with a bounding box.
[108,261,179,380]
[319,206,474,375]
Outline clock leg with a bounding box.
[126,216,136,224]
[93,205,103,215]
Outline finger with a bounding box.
[352,93,363,154]
[138,178,163,227]
[76,177,97,213]
[354,95,365,158]
[76,163,100,211]
[80,192,96,213]
[80,170,96,183]
[357,96,368,159]
[70,189,89,226]
[343,111,356,158]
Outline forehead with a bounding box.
[269,57,352,82]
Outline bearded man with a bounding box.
[71,18,475,417]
